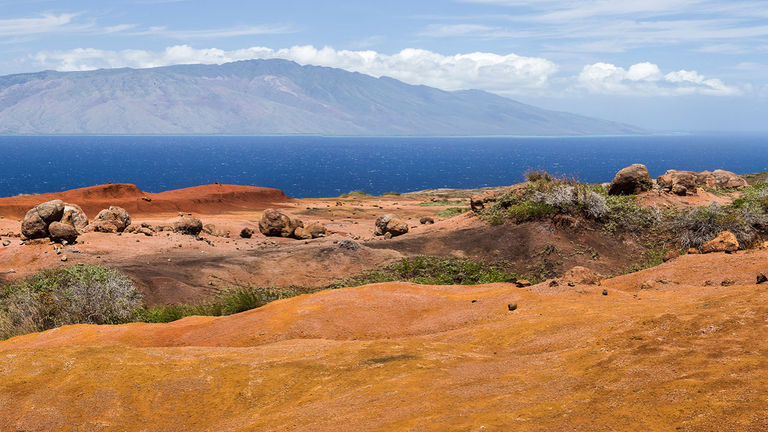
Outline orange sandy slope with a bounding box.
[1,249,768,431]
[0,183,292,218]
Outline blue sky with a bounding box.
[1,0,768,131]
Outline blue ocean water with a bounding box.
[1,134,767,198]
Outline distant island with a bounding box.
[0,59,643,136]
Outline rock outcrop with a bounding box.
[700,231,739,254]
[20,199,84,243]
[374,214,409,237]
[563,266,600,285]
[657,169,747,196]
[608,164,652,195]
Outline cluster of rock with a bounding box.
[21,200,87,243]
[607,164,747,196]
[656,170,747,196]
[258,209,327,240]
[374,214,409,238]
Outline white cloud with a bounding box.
[577,62,741,96]
[0,13,80,37]
[31,44,559,94]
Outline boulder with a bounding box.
[293,227,312,240]
[305,222,327,239]
[608,164,652,195]
[61,203,89,232]
[35,200,65,224]
[700,231,739,254]
[95,206,131,232]
[20,200,65,239]
[91,220,119,233]
[259,209,303,238]
[563,266,600,285]
[173,217,203,236]
[240,227,254,239]
[420,217,435,225]
[21,208,48,239]
[469,190,501,211]
[712,170,748,189]
[48,222,79,244]
[374,214,409,237]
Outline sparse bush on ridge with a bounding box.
[0,266,142,340]
[673,203,768,249]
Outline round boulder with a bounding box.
[173,217,203,236]
[563,266,600,285]
[240,227,254,239]
[20,200,65,239]
[95,206,131,232]
[305,222,327,239]
[48,222,79,244]
[374,214,409,237]
[259,209,303,238]
[608,164,652,195]
[293,226,312,240]
[21,208,48,239]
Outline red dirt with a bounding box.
[0,183,292,218]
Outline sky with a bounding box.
[1,0,768,132]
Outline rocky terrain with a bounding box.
[1,166,768,431]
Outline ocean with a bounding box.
[1,134,767,198]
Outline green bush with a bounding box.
[339,190,368,198]
[437,207,468,218]
[330,256,526,287]
[0,266,142,340]
[419,200,464,207]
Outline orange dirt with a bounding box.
[2,249,768,431]
[0,183,292,218]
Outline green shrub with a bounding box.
[339,190,368,198]
[437,207,468,218]
[525,170,553,183]
[419,200,464,207]
[330,256,526,287]
[0,266,142,340]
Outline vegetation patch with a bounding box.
[0,265,142,340]
[419,200,465,206]
[437,207,468,218]
[339,190,368,198]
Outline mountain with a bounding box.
[0,59,643,136]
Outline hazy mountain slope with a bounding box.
[0,59,643,135]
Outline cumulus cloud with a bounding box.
[31,45,559,93]
[577,62,741,96]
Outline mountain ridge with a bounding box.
[0,59,644,136]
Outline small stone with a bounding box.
[507,303,518,311]
[548,280,559,287]
[757,273,768,284]
[721,279,736,287]
[515,280,532,288]
[687,248,699,254]
[60,255,68,262]
[602,289,608,296]
[471,299,478,303]
[7,269,15,274]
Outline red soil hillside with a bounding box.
[0,183,292,218]
[2,250,768,431]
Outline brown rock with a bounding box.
[608,164,652,195]
[259,209,302,238]
[91,220,119,233]
[48,222,78,243]
[95,206,131,232]
[712,170,748,189]
[61,203,89,232]
[515,279,532,288]
[293,227,312,240]
[173,217,203,236]
[240,227,254,239]
[420,217,435,225]
[21,208,48,239]
[563,266,600,285]
[305,222,327,239]
[374,214,409,237]
[34,199,65,223]
[756,273,767,284]
[700,231,739,254]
